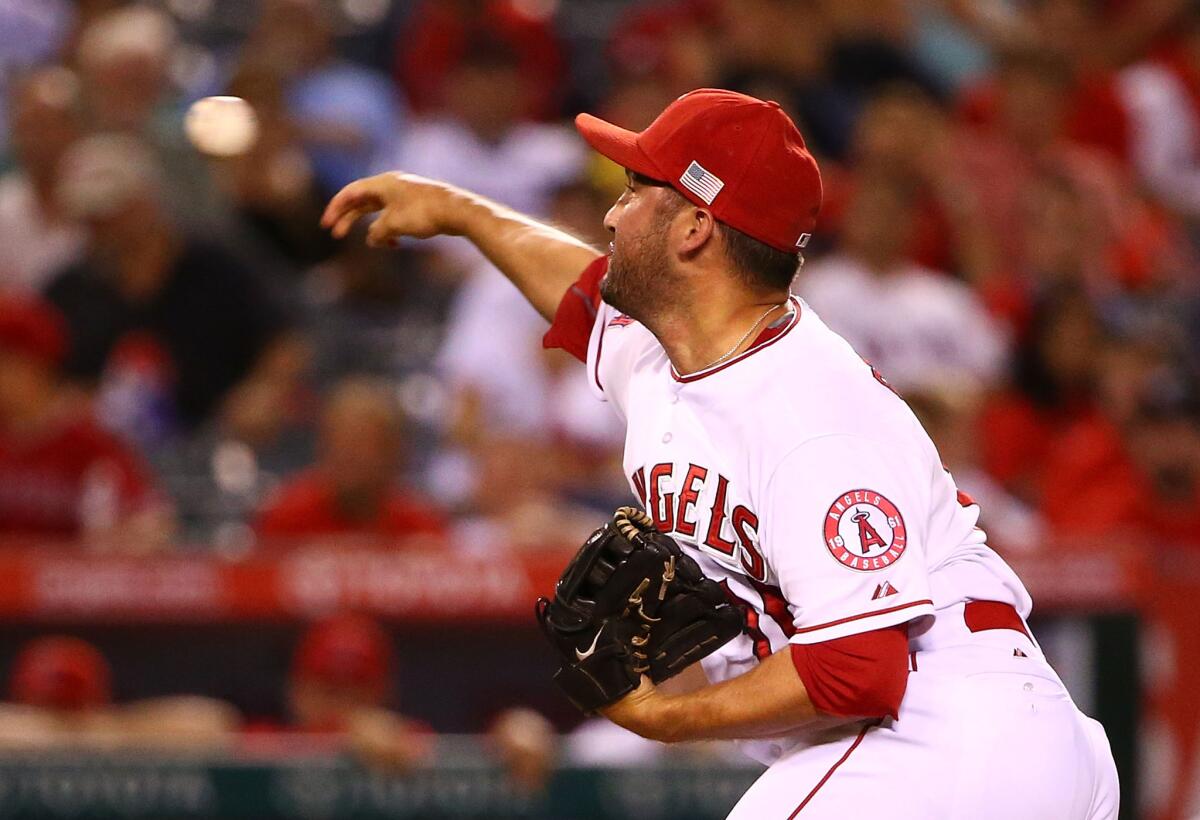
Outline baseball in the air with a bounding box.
[184,95,259,157]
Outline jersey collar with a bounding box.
[670,295,802,383]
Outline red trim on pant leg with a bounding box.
[787,721,878,818]
[909,651,918,672]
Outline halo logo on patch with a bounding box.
[823,489,907,572]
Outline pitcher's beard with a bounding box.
[601,235,674,322]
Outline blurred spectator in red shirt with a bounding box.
[1037,334,1200,548]
[0,296,170,550]
[395,0,565,121]
[954,49,1134,284]
[0,635,237,749]
[1125,379,1200,549]
[954,0,1129,163]
[256,378,446,546]
[0,66,85,295]
[981,285,1103,501]
[906,383,1045,553]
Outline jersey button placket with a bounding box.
[665,390,681,442]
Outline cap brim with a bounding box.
[575,113,668,182]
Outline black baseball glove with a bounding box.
[536,507,744,713]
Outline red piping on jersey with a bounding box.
[787,720,879,817]
[670,296,802,383]
[791,599,933,636]
[593,317,606,393]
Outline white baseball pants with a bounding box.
[727,612,1119,819]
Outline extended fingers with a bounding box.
[321,180,383,236]
[330,206,371,240]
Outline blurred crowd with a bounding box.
[0,616,566,787]
[1,0,1199,565]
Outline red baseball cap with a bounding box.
[292,614,392,699]
[10,636,112,712]
[0,296,67,368]
[575,88,822,253]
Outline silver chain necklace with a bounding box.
[694,301,789,373]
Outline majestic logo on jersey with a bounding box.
[871,581,900,600]
[608,313,636,328]
[823,489,907,572]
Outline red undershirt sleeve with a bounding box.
[789,624,910,720]
[542,256,608,364]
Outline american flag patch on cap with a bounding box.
[679,161,724,204]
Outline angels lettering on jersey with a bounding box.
[631,462,768,581]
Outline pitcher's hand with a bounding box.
[321,172,466,247]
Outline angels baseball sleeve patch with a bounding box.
[823,489,907,572]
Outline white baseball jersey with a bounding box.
[583,292,1034,763]
[550,265,1117,817]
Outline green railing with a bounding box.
[0,744,764,819]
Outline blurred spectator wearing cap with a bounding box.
[396,0,565,122]
[0,296,170,551]
[73,4,228,234]
[75,5,176,134]
[240,0,404,196]
[0,635,237,750]
[255,378,447,547]
[269,613,432,770]
[795,175,1007,393]
[43,133,306,447]
[283,613,561,783]
[10,636,111,717]
[604,0,721,99]
[374,34,583,226]
[0,66,86,295]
